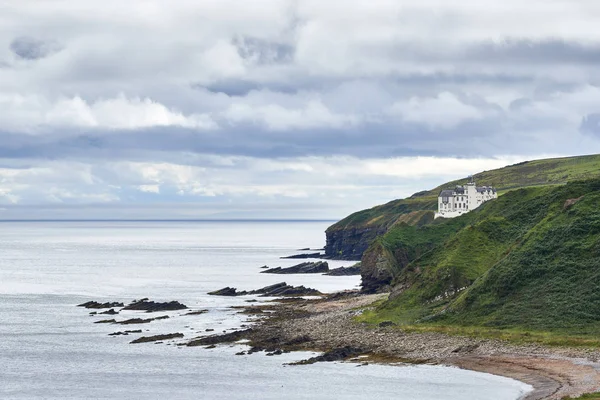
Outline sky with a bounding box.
[1,0,600,220]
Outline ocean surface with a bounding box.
[0,221,532,399]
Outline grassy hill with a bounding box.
[358,178,600,339]
[325,153,600,260]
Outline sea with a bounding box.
[0,220,532,400]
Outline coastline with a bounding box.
[242,293,600,400]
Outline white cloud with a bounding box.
[388,92,487,129]
[0,93,216,132]
[223,100,359,130]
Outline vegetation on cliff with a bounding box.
[325,154,600,260]
[359,178,600,336]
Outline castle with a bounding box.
[434,178,497,219]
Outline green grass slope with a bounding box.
[363,178,600,336]
[328,154,600,234]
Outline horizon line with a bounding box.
[0,218,339,223]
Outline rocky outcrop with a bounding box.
[130,333,184,344]
[261,261,329,274]
[186,329,253,347]
[109,330,142,336]
[324,264,361,276]
[325,226,387,260]
[290,346,367,365]
[209,282,321,297]
[123,299,187,312]
[116,315,169,325]
[280,253,323,259]
[77,301,124,309]
[360,242,395,293]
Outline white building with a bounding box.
[434,178,497,219]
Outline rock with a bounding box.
[186,329,253,347]
[209,282,322,297]
[261,261,329,274]
[564,196,584,209]
[77,301,124,309]
[452,344,479,353]
[184,309,209,316]
[378,321,396,328]
[116,315,169,325]
[266,349,283,356]
[205,345,216,349]
[109,330,142,336]
[297,248,311,251]
[235,351,246,356]
[207,287,239,296]
[123,299,187,312]
[205,328,214,332]
[130,333,184,344]
[94,319,116,324]
[324,264,361,276]
[260,265,269,269]
[291,347,366,365]
[280,253,323,259]
[259,285,320,297]
[99,308,119,315]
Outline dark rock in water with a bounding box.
[260,265,269,269]
[291,347,366,365]
[261,261,329,274]
[109,330,142,336]
[205,328,214,332]
[297,248,311,251]
[280,253,323,259]
[235,351,246,356]
[205,345,216,349]
[123,299,187,312]
[116,315,169,325]
[324,264,361,276]
[259,285,320,297]
[89,312,97,315]
[266,349,283,356]
[99,308,119,315]
[186,328,253,347]
[207,287,238,296]
[94,319,116,324]
[209,282,321,297]
[78,301,124,309]
[183,309,209,316]
[130,333,184,344]
[378,321,396,328]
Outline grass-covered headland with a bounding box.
[358,178,600,344]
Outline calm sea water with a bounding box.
[0,221,532,400]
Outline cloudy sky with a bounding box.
[1,0,599,219]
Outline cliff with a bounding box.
[325,153,600,262]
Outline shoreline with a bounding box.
[242,293,600,400]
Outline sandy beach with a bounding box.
[244,293,600,400]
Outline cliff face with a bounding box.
[325,209,435,260]
[324,226,388,260]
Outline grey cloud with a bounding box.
[9,36,62,60]
[233,36,294,65]
[466,39,600,64]
[580,114,600,136]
